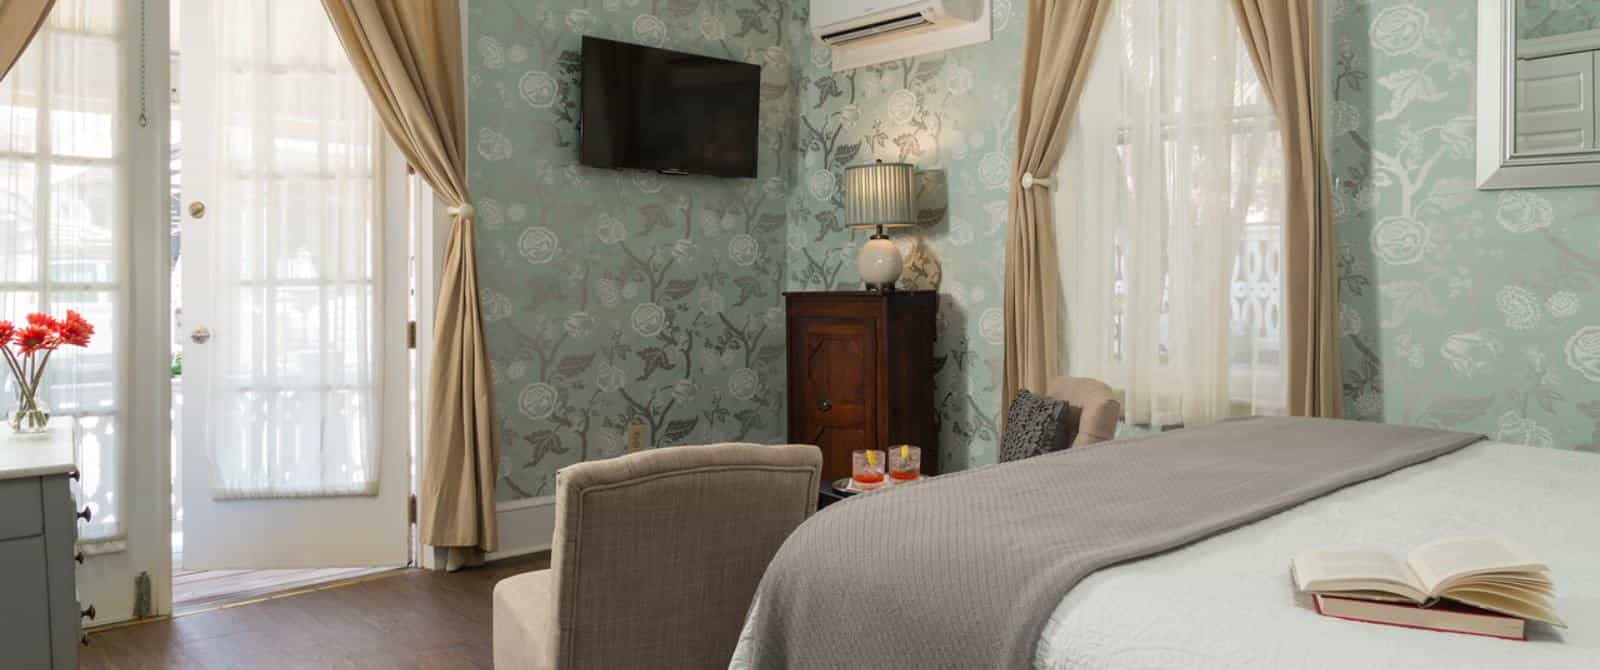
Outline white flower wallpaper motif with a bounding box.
[468,0,794,500]
[1332,0,1600,451]
[779,3,1023,471]
[467,0,1600,504]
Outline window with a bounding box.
[1055,0,1284,428]
[0,0,126,544]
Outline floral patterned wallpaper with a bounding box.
[1330,0,1600,451]
[467,0,1600,503]
[780,1,1024,470]
[466,0,794,500]
[1517,0,1600,39]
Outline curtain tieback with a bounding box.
[447,203,475,218]
[1021,172,1055,190]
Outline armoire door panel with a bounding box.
[791,316,876,482]
[801,325,871,426]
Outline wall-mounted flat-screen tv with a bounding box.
[579,36,761,179]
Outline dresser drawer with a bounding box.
[0,477,43,541]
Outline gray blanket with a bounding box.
[743,416,1482,669]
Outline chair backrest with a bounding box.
[1045,375,1122,448]
[547,443,822,670]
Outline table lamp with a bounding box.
[844,160,917,291]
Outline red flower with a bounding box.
[56,310,93,347]
[25,312,57,331]
[15,325,55,355]
[0,320,12,347]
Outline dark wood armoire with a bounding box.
[784,291,938,482]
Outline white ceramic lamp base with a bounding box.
[857,234,903,291]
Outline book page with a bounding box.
[1444,588,1567,628]
[1292,549,1427,601]
[1463,574,1554,594]
[1407,536,1544,593]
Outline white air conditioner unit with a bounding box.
[811,0,983,47]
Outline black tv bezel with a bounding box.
[578,35,762,179]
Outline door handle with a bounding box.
[188,201,206,219]
[191,327,211,344]
[817,399,832,413]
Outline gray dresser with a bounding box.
[1,422,89,669]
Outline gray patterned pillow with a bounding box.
[1000,390,1072,463]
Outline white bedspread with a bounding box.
[730,442,1600,669]
[1035,441,1600,670]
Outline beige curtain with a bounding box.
[322,0,498,569]
[1002,0,1113,414]
[1230,0,1343,418]
[0,0,54,83]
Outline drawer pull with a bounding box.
[76,506,92,523]
[69,469,80,481]
[817,399,832,413]
[81,634,89,647]
[75,551,84,564]
[81,605,96,621]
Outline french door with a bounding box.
[0,0,175,627]
[176,0,410,570]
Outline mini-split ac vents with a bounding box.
[810,0,991,72]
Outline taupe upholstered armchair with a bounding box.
[1045,375,1122,448]
[493,443,822,670]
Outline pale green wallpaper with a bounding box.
[466,0,794,500]
[1330,0,1600,450]
[1517,0,1600,39]
[466,0,1599,503]
[780,2,1024,470]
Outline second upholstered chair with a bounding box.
[1045,375,1121,448]
[492,442,822,670]
[998,375,1122,463]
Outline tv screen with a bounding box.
[580,36,761,179]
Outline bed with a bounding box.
[730,425,1600,669]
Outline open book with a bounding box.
[1291,536,1564,627]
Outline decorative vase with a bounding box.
[9,392,49,434]
[2,310,94,436]
[857,233,904,290]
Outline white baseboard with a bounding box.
[485,496,556,562]
[418,496,554,570]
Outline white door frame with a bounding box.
[87,0,435,623]
[411,178,447,571]
[79,0,174,627]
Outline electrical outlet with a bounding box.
[625,424,645,454]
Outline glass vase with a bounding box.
[9,392,50,435]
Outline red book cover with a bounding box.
[1313,595,1527,641]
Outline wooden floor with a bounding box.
[172,566,399,614]
[82,554,549,670]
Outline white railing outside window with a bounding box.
[1057,0,1286,428]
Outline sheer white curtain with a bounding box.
[194,0,381,498]
[1056,0,1284,428]
[0,0,125,544]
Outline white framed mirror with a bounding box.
[1478,0,1600,189]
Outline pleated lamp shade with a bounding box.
[844,161,917,229]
